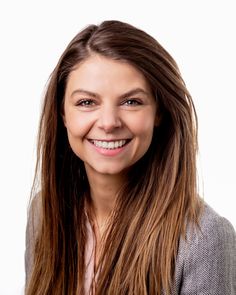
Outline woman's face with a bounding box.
[63,54,157,179]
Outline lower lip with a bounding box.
[88,141,129,156]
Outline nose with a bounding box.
[97,105,122,133]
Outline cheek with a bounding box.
[127,113,155,138]
[64,112,93,138]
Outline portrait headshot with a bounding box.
[0,1,235,294]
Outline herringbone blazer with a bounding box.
[25,196,236,294]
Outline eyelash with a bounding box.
[76,99,95,106]
[122,99,142,106]
[75,98,142,107]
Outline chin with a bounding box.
[98,169,124,176]
[92,165,126,176]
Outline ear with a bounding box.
[154,112,162,127]
[60,103,67,128]
[62,114,67,128]
[154,117,159,127]
[154,100,162,127]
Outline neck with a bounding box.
[85,170,124,224]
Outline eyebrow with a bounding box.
[70,88,150,99]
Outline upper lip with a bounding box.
[88,138,132,142]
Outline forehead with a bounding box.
[65,54,152,96]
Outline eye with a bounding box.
[76,99,96,107]
[122,99,142,106]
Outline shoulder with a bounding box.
[174,202,236,294]
[26,192,42,239]
[25,192,42,285]
[179,202,236,256]
[189,203,235,247]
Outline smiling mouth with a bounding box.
[89,139,131,150]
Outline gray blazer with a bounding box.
[25,197,236,294]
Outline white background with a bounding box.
[0,0,235,294]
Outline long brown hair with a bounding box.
[26,20,201,294]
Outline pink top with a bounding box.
[84,218,96,295]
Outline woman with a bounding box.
[25,20,236,294]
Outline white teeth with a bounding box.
[92,140,127,149]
